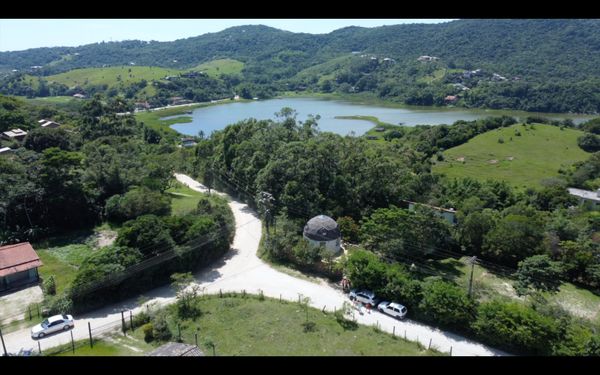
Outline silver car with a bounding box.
[31,314,74,339]
[377,301,407,319]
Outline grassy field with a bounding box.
[166,180,208,215]
[134,295,443,356]
[432,124,590,188]
[190,59,244,77]
[43,66,183,96]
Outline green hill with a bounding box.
[432,124,591,188]
[4,20,600,112]
[190,59,244,77]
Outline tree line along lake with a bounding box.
[166,97,596,137]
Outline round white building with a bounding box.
[303,215,341,255]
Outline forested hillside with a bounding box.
[2,19,600,113]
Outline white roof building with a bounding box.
[568,188,600,203]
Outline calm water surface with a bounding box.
[168,97,594,136]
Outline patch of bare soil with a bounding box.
[94,230,117,249]
[489,159,498,164]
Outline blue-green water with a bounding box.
[168,97,594,137]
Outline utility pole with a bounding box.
[258,191,275,237]
[468,256,477,297]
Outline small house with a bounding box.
[568,188,600,210]
[0,147,14,157]
[1,128,28,141]
[444,95,458,103]
[0,242,43,292]
[404,200,457,225]
[181,138,197,148]
[303,215,341,255]
[38,119,60,128]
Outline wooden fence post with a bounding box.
[88,322,93,348]
[121,311,126,336]
[393,326,395,336]
[429,338,432,350]
[129,311,133,331]
[70,330,75,354]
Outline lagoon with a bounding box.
[168,97,594,137]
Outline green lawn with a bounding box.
[35,249,79,295]
[135,295,443,356]
[166,180,208,215]
[190,59,244,77]
[432,124,590,188]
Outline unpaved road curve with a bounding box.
[3,174,506,356]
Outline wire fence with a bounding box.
[0,303,43,327]
[4,308,141,356]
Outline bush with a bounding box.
[152,312,172,342]
[105,187,171,223]
[577,133,600,152]
[45,293,73,316]
[116,214,175,256]
[472,299,560,355]
[133,311,151,328]
[142,323,154,342]
[497,137,504,144]
[418,279,476,328]
[43,275,56,296]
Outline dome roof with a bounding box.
[303,215,340,241]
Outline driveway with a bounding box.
[2,174,506,356]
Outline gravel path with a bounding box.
[3,174,506,356]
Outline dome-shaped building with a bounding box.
[303,215,341,254]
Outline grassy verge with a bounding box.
[137,294,443,356]
[48,335,152,356]
[166,180,208,215]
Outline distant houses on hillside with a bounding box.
[1,128,28,141]
[418,55,439,62]
[568,188,600,210]
[38,119,61,129]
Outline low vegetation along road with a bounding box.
[4,174,505,356]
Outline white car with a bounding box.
[377,301,407,319]
[349,289,379,307]
[31,314,74,339]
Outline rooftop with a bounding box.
[0,242,43,277]
[568,187,600,202]
[2,128,27,138]
[303,215,340,241]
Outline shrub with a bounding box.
[104,187,171,223]
[472,299,560,355]
[497,137,504,144]
[133,311,151,328]
[152,312,172,341]
[142,323,154,342]
[45,293,73,316]
[43,275,56,296]
[418,279,476,328]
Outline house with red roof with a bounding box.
[0,242,43,292]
